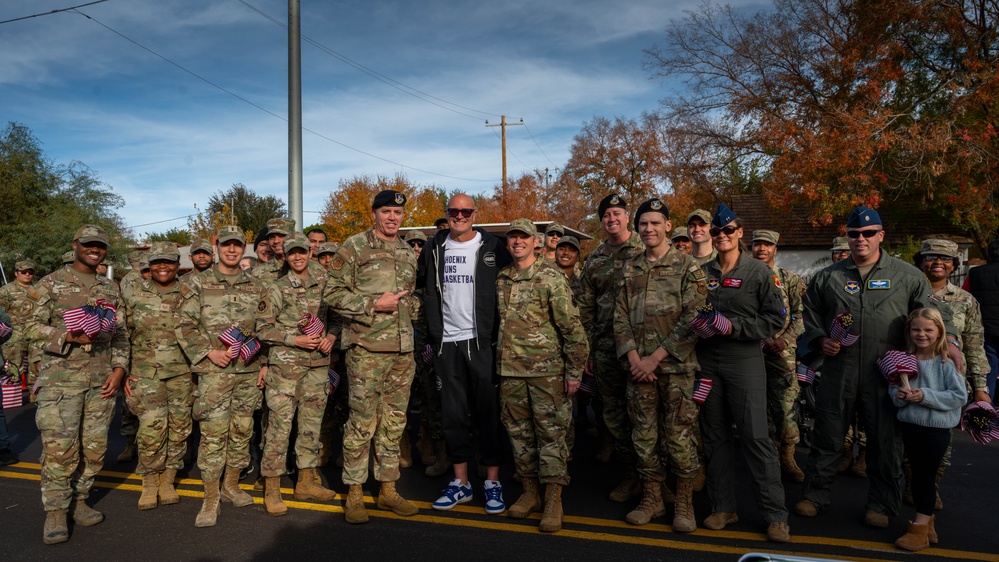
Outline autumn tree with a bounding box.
[474,172,555,224]
[319,174,446,243]
[188,203,242,242]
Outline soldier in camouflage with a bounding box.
[121,241,192,511]
[324,189,421,524]
[116,249,147,463]
[686,209,717,266]
[316,242,338,270]
[542,222,564,263]
[578,194,645,502]
[180,238,214,284]
[751,230,807,482]
[0,260,38,400]
[24,225,129,545]
[256,233,338,516]
[910,238,990,509]
[614,199,706,532]
[253,218,329,285]
[175,225,267,528]
[497,219,589,533]
[0,304,18,466]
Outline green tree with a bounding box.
[146,227,191,245]
[207,183,286,234]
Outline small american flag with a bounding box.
[579,374,597,396]
[218,326,246,359]
[1,384,23,409]
[239,337,261,363]
[0,322,11,338]
[877,350,919,387]
[692,377,713,404]
[830,312,860,346]
[298,313,325,337]
[63,306,101,337]
[795,364,816,385]
[328,368,341,394]
[94,299,116,333]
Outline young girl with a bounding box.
[891,308,967,552]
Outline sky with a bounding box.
[0,0,763,236]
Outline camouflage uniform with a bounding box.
[763,265,806,447]
[0,271,41,385]
[935,282,989,391]
[690,248,718,267]
[256,264,332,476]
[578,230,644,463]
[324,228,420,485]
[24,264,129,512]
[615,246,706,481]
[497,258,589,485]
[122,276,192,476]
[175,264,266,482]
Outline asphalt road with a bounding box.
[1,396,996,562]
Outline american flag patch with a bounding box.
[692,377,713,404]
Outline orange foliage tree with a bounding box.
[319,174,446,242]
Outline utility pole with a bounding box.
[485,116,523,216]
[288,0,303,232]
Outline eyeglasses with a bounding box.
[846,229,881,239]
[446,208,475,219]
[923,254,951,263]
[709,225,739,237]
[546,232,562,238]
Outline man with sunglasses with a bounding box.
[0,260,38,400]
[543,223,565,263]
[418,193,511,514]
[796,206,962,529]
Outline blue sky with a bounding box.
[0,0,760,236]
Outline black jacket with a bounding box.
[418,227,511,346]
[968,261,999,338]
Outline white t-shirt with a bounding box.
[442,232,480,342]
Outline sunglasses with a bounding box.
[846,229,881,239]
[546,232,562,238]
[923,254,951,263]
[709,225,739,237]
[446,208,475,219]
[408,241,425,248]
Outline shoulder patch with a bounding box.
[331,255,345,270]
[257,299,268,313]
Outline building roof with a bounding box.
[400,221,593,241]
[730,194,974,248]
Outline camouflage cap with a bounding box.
[920,238,959,259]
[317,242,339,256]
[62,251,75,265]
[404,229,427,243]
[671,227,690,241]
[266,217,296,237]
[147,241,181,262]
[831,237,850,252]
[128,250,144,264]
[15,259,36,271]
[190,238,214,255]
[545,222,565,236]
[686,209,712,225]
[556,235,580,251]
[217,225,246,245]
[74,224,109,245]
[139,255,150,271]
[506,218,537,237]
[283,232,310,253]
[752,229,780,244]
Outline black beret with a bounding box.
[373,190,407,210]
[597,194,627,219]
[634,198,670,230]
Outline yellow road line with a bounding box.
[2,467,994,561]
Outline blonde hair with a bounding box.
[906,307,949,358]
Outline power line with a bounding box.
[491,128,529,170]
[524,123,558,169]
[71,9,498,183]
[235,0,503,121]
[0,0,108,25]
[128,214,196,229]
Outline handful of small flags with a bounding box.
[297,313,325,337]
[960,401,999,445]
[328,367,341,394]
[422,343,434,366]
[692,377,713,404]
[579,374,598,396]
[1,361,22,409]
[795,364,817,385]
[0,322,12,338]
[877,349,919,390]
[218,326,262,364]
[62,299,117,337]
[829,312,860,346]
[690,303,732,338]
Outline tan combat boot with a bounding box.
[343,484,369,524]
[42,509,69,545]
[691,465,706,492]
[195,480,221,527]
[138,473,159,510]
[895,520,930,551]
[159,468,180,505]
[672,477,697,533]
[837,442,853,473]
[608,468,640,503]
[416,423,436,465]
[72,498,104,526]
[294,467,337,502]
[399,431,413,468]
[220,467,253,507]
[850,446,867,478]
[780,444,805,483]
[625,480,665,525]
[377,481,419,516]
[116,436,137,463]
[424,440,451,478]
[538,484,564,533]
[264,477,288,516]
[703,511,739,530]
[508,476,543,519]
